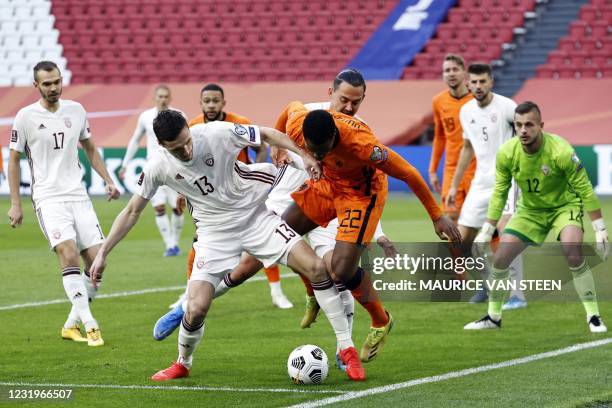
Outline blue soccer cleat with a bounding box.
[502,296,527,311]
[153,303,185,341]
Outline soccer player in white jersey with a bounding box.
[152,69,398,368]
[7,61,120,347]
[446,63,525,307]
[89,110,366,382]
[119,85,185,257]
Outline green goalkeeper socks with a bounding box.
[571,261,600,317]
[487,266,509,321]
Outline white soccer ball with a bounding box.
[287,344,329,385]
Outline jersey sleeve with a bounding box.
[563,149,601,212]
[9,109,27,153]
[210,121,261,153]
[429,98,446,174]
[486,145,514,221]
[505,98,517,126]
[122,113,147,167]
[79,105,91,141]
[134,158,164,200]
[347,129,442,220]
[459,105,471,141]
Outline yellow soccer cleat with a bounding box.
[360,312,394,363]
[86,328,105,347]
[300,295,320,329]
[61,325,88,343]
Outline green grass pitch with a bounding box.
[0,195,610,407]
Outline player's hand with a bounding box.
[271,147,292,166]
[302,154,321,180]
[118,166,127,180]
[445,186,457,208]
[376,236,399,258]
[429,172,441,194]
[592,219,609,261]
[472,221,496,258]
[176,195,186,215]
[89,253,106,289]
[433,215,461,243]
[7,205,23,228]
[105,183,121,201]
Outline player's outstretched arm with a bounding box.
[7,149,23,228]
[429,102,446,194]
[80,138,120,201]
[446,140,474,208]
[259,127,321,180]
[119,119,146,179]
[90,194,149,285]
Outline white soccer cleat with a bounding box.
[168,291,187,310]
[588,315,607,333]
[464,315,501,330]
[271,293,293,309]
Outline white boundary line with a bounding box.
[0,273,297,311]
[289,337,612,407]
[0,381,345,395]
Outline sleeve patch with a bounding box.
[370,146,388,163]
[137,172,145,186]
[11,130,18,143]
[248,126,256,142]
[233,124,248,136]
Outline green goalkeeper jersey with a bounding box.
[487,132,601,221]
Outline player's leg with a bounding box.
[151,189,175,256]
[263,264,293,309]
[151,280,215,381]
[166,187,184,255]
[556,207,607,333]
[499,214,527,311]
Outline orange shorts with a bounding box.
[291,178,387,245]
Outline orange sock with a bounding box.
[297,272,314,296]
[349,270,389,328]
[264,265,280,283]
[186,247,195,280]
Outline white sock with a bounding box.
[83,270,101,302]
[62,268,97,331]
[155,214,173,249]
[170,212,184,248]
[508,254,525,300]
[177,318,205,369]
[312,278,353,350]
[269,281,283,297]
[339,289,355,335]
[64,306,80,328]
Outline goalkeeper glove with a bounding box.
[592,218,609,260]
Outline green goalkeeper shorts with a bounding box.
[503,204,584,244]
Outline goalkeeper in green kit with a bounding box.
[464,101,609,333]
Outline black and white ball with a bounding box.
[287,344,329,385]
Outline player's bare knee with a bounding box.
[308,258,328,282]
[565,253,584,268]
[154,205,166,216]
[331,257,353,282]
[185,299,209,321]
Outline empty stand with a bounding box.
[402,0,537,79]
[0,0,71,86]
[53,0,399,83]
[536,1,612,79]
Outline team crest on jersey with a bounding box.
[370,146,388,163]
[196,258,205,269]
[541,165,550,176]
[64,118,72,128]
[52,230,61,240]
[233,124,248,136]
[490,113,497,123]
[204,154,214,167]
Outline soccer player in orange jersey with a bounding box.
[277,102,460,362]
[178,84,292,310]
[429,54,475,223]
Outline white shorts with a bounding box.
[458,181,518,228]
[307,219,338,258]
[190,205,302,285]
[35,200,104,251]
[150,185,179,208]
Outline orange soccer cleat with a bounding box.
[151,362,190,381]
[338,346,366,382]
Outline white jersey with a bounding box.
[136,121,276,231]
[459,93,516,189]
[122,107,185,167]
[10,99,91,207]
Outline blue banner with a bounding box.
[349,0,456,79]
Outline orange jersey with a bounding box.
[430,90,476,204]
[189,111,252,164]
[282,101,442,221]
